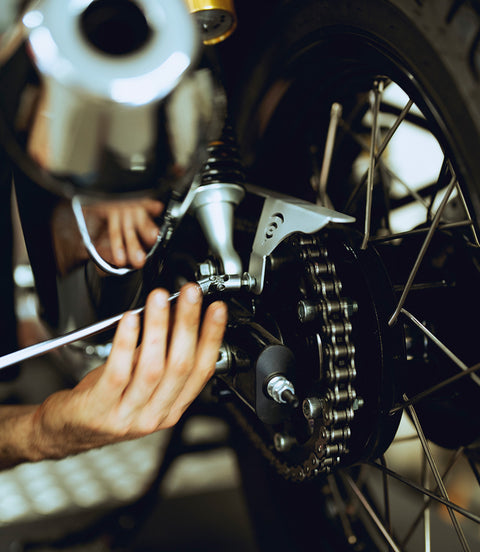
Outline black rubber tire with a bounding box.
[225,0,480,227]
[218,1,480,550]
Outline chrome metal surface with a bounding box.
[0,293,172,372]
[0,0,220,198]
[273,433,297,452]
[266,375,296,405]
[302,397,324,420]
[317,102,342,207]
[215,344,233,375]
[246,184,355,294]
[361,80,383,250]
[190,183,245,274]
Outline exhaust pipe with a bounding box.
[0,0,220,198]
[0,1,223,371]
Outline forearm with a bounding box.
[0,286,227,470]
[0,404,43,470]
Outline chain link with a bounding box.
[227,233,358,481]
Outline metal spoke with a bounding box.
[392,281,449,293]
[389,362,480,415]
[466,454,480,487]
[382,162,431,209]
[344,473,403,552]
[316,102,342,207]
[425,159,447,222]
[345,96,414,212]
[327,474,358,546]
[343,124,431,210]
[362,80,384,249]
[379,101,430,131]
[380,455,393,545]
[422,454,431,552]
[367,461,480,525]
[341,120,443,223]
[388,175,457,326]
[400,309,480,387]
[405,395,471,551]
[455,180,480,247]
[370,220,473,244]
[401,447,464,548]
[376,99,414,160]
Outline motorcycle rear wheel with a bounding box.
[226,0,480,550]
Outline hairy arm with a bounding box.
[0,404,39,470]
[0,284,227,470]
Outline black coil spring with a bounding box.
[201,125,246,186]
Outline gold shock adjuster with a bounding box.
[186,0,237,45]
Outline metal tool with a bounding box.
[0,274,252,372]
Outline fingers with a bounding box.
[194,301,228,377]
[154,284,204,403]
[121,210,147,268]
[105,204,160,268]
[132,207,160,248]
[136,287,227,430]
[95,284,227,436]
[142,199,164,217]
[119,289,170,410]
[107,210,127,266]
[160,300,227,426]
[97,311,140,402]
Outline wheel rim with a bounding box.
[236,31,480,551]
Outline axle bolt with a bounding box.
[303,397,325,420]
[266,375,300,408]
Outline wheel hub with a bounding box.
[236,227,405,480]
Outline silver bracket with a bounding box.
[246,184,355,294]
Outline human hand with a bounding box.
[31,283,227,459]
[83,198,164,269]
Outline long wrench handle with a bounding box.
[0,273,251,372]
[0,291,180,372]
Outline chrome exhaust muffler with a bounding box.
[0,0,223,374]
[0,0,220,199]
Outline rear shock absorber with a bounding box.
[190,125,246,275]
[201,124,246,187]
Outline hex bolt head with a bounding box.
[297,300,320,323]
[266,375,298,407]
[302,397,325,420]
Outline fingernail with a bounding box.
[116,249,126,263]
[136,251,145,263]
[186,284,202,304]
[125,313,138,327]
[153,290,168,308]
